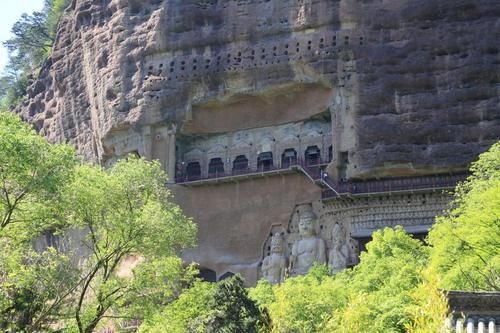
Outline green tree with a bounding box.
[0,72,31,109]
[0,114,197,331]
[60,158,197,333]
[250,229,429,333]
[45,0,70,37]
[428,142,500,291]
[3,11,53,73]
[331,227,429,332]
[3,0,70,74]
[0,0,70,108]
[0,245,78,331]
[251,265,346,333]
[191,275,270,333]
[404,270,450,333]
[0,112,77,331]
[0,111,76,237]
[138,281,216,333]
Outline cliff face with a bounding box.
[19,0,500,177]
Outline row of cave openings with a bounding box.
[178,145,332,181]
[145,35,364,79]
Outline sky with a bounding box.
[0,0,45,73]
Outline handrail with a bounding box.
[175,158,467,199]
[175,158,330,184]
[321,173,468,199]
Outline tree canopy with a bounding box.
[138,142,499,333]
[0,111,76,237]
[0,113,197,332]
[0,110,498,332]
[428,142,500,291]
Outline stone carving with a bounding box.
[261,233,287,284]
[289,209,326,275]
[328,223,349,274]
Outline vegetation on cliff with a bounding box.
[0,0,70,109]
[428,142,500,291]
[142,142,499,332]
[0,112,197,332]
[0,111,498,332]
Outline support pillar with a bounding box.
[167,124,177,183]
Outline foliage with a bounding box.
[248,229,429,333]
[139,281,216,333]
[3,11,53,73]
[0,112,77,331]
[405,270,450,333]
[332,227,429,332]
[0,114,197,331]
[45,0,71,40]
[60,157,197,333]
[428,142,500,291]
[0,0,70,108]
[252,265,345,333]
[191,275,271,333]
[0,244,78,331]
[0,73,31,109]
[0,111,76,238]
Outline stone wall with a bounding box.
[177,118,332,179]
[17,0,499,178]
[173,173,321,284]
[14,0,500,284]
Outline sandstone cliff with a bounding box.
[18,0,500,179]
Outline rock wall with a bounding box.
[15,0,500,283]
[174,174,321,284]
[17,0,500,178]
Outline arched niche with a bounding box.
[218,271,235,281]
[281,148,297,168]
[232,155,249,175]
[304,145,321,166]
[197,268,217,283]
[257,151,273,171]
[186,161,201,180]
[208,157,225,177]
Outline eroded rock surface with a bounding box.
[16,0,500,284]
[17,0,500,178]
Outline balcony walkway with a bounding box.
[175,159,467,199]
[175,158,330,187]
[320,173,468,200]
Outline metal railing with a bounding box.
[321,173,468,199]
[175,157,331,184]
[175,158,467,198]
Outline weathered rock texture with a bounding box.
[19,0,500,178]
[17,0,500,283]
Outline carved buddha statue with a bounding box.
[289,210,326,275]
[328,223,349,274]
[261,233,287,284]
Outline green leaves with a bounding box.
[0,112,77,240]
[248,229,428,333]
[61,156,197,332]
[190,275,269,333]
[0,0,70,108]
[139,281,216,333]
[0,114,197,332]
[428,142,500,291]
